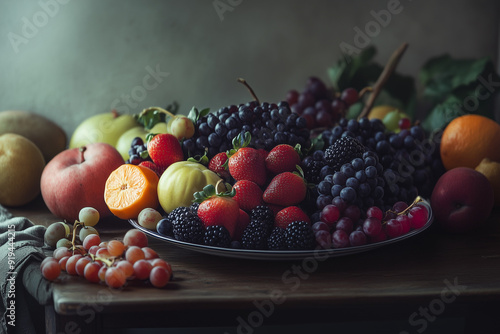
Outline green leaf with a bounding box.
[135,109,167,130]
[187,152,209,166]
[165,101,179,115]
[327,46,416,114]
[328,46,377,91]
[420,55,490,103]
[187,106,211,124]
[421,95,464,133]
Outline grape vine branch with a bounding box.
[358,42,409,120]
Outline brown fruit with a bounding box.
[0,133,46,206]
[0,110,67,162]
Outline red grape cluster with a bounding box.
[40,229,172,289]
[286,77,359,129]
[312,198,429,249]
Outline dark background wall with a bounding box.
[0,0,498,137]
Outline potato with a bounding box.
[0,110,67,162]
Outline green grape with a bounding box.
[56,238,73,249]
[78,207,100,227]
[44,222,71,248]
[79,226,99,243]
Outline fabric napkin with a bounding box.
[0,205,52,334]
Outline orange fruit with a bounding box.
[440,114,500,171]
[104,164,159,219]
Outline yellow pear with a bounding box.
[69,110,138,148]
[0,134,45,207]
[475,158,500,206]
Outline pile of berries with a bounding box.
[153,139,317,250]
[313,198,429,249]
[183,101,310,159]
[286,77,359,129]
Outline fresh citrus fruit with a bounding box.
[440,114,500,171]
[475,158,500,206]
[104,164,159,219]
[367,105,401,120]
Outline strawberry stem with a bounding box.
[193,182,235,203]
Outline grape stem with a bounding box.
[358,86,373,99]
[139,106,177,119]
[237,78,260,104]
[383,195,424,224]
[357,42,409,120]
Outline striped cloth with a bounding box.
[0,205,52,334]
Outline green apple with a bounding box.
[116,126,148,160]
[69,110,139,149]
[382,110,410,133]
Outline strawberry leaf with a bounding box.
[187,152,209,166]
[145,133,156,144]
[192,182,234,203]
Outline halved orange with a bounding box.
[104,164,159,219]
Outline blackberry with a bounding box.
[249,205,274,228]
[285,221,315,250]
[324,137,366,170]
[189,202,200,214]
[203,225,231,248]
[267,227,286,250]
[301,151,328,185]
[168,207,204,244]
[241,220,271,250]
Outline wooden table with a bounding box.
[10,197,500,333]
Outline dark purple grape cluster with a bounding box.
[315,151,387,213]
[286,77,359,129]
[183,101,310,159]
[125,137,151,165]
[320,118,443,200]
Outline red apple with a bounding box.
[41,143,124,222]
[431,167,494,233]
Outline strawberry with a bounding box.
[257,148,269,161]
[267,204,285,216]
[147,133,184,169]
[208,152,231,182]
[194,184,239,238]
[232,180,263,211]
[233,209,250,241]
[263,171,307,206]
[275,206,311,229]
[265,144,301,175]
[227,133,266,186]
[138,161,164,177]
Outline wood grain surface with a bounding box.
[9,196,500,331]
